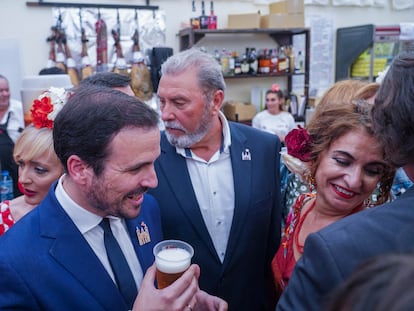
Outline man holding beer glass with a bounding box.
[0,86,227,311]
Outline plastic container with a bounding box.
[0,170,14,201]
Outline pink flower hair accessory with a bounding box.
[271,83,280,92]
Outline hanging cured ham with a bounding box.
[130,11,153,101]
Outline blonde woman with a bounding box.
[0,88,65,235]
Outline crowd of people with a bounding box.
[0,49,414,311]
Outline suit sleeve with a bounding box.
[0,261,39,310]
[276,231,344,311]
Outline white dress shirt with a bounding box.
[1,98,24,143]
[55,175,143,289]
[175,112,235,263]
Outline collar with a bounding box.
[55,175,123,234]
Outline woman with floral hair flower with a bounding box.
[0,87,66,236]
[271,98,395,299]
[252,83,296,144]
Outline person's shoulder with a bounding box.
[230,121,279,140]
[9,98,23,111]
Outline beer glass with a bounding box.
[153,240,194,289]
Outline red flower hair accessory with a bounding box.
[285,125,312,162]
[30,87,67,129]
[271,83,280,92]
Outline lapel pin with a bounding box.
[242,148,251,161]
[136,221,151,246]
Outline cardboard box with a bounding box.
[222,101,257,121]
[260,13,304,28]
[269,0,304,14]
[227,12,261,29]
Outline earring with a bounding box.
[306,173,316,193]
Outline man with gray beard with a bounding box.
[149,48,282,311]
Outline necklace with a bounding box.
[294,198,316,254]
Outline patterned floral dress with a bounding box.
[272,193,314,299]
[0,200,15,236]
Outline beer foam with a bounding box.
[156,248,191,274]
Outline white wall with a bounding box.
[0,0,413,102]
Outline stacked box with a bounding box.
[261,0,304,29]
[227,13,261,29]
[222,101,257,121]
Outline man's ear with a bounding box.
[66,154,94,187]
[211,89,225,115]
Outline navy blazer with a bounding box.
[277,186,414,311]
[0,183,162,310]
[149,121,282,311]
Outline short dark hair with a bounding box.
[79,72,131,88]
[373,51,414,167]
[53,86,159,175]
[38,67,66,75]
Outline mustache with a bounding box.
[127,187,148,197]
[164,121,187,133]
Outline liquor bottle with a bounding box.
[277,46,288,73]
[199,1,209,29]
[270,48,278,73]
[220,48,230,75]
[296,50,304,73]
[0,170,14,201]
[248,47,258,75]
[228,51,235,76]
[190,0,200,29]
[241,48,250,74]
[233,51,242,75]
[208,1,217,29]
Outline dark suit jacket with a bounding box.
[149,122,282,311]
[277,186,414,311]
[0,183,162,311]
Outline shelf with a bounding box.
[178,27,310,51]
[223,72,306,79]
[26,1,159,10]
[178,27,311,122]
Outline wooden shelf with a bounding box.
[178,27,311,120]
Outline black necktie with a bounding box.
[100,218,137,308]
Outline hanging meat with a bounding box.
[61,31,80,86]
[46,29,56,69]
[130,13,153,102]
[79,10,94,80]
[111,10,129,76]
[95,9,108,72]
[54,27,67,73]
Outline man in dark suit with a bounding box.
[150,48,282,311]
[0,86,226,311]
[277,52,414,311]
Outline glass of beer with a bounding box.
[153,240,194,289]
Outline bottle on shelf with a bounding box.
[296,50,305,73]
[190,0,200,29]
[233,51,242,75]
[220,48,230,75]
[277,46,289,73]
[208,1,217,30]
[228,51,235,76]
[213,48,221,65]
[0,170,14,201]
[241,48,250,74]
[258,48,270,74]
[199,1,209,29]
[270,48,278,73]
[248,47,258,75]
